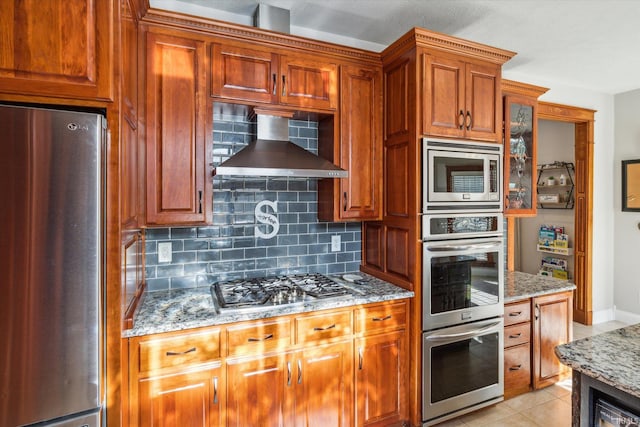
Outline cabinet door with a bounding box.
[355,331,407,427]
[210,43,278,104]
[294,341,353,427]
[279,54,338,110]
[138,366,222,427]
[423,54,501,142]
[0,0,113,101]
[121,0,142,229]
[226,353,293,427]
[504,95,537,216]
[145,31,211,225]
[533,292,573,389]
[341,64,382,220]
[422,54,466,138]
[464,61,501,142]
[318,64,382,221]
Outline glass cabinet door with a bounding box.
[504,95,537,216]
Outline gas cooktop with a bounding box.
[210,273,353,311]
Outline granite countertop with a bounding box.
[504,270,576,303]
[555,324,640,399]
[123,272,414,338]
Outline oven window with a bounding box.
[430,252,500,314]
[431,332,499,403]
[432,155,484,193]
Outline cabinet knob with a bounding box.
[458,110,464,130]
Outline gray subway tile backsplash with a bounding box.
[144,114,362,291]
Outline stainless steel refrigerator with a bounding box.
[0,105,104,427]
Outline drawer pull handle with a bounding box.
[287,361,291,386]
[372,315,392,322]
[509,311,522,317]
[165,347,196,356]
[248,334,274,342]
[358,347,363,370]
[313,324,336,331]
[509,333,522,339]
[297,359,302,384]
[213,377,218,404]
[509,364,522,371]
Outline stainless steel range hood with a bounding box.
[214,113,348,178]
[213,4,348,179]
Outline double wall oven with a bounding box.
[421,139,505,426]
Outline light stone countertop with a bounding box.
[504,270,576,303]
[123,270,575,338]
[555,323,640,399]
[123,272,414,338]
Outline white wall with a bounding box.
[504,72,616,323]
[518,121,575,278]
[613,89,640,323]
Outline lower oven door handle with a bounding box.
[425,321,502,341]
[426,242,501,252]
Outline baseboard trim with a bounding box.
[592,308,615,324]
[614,308,640,324]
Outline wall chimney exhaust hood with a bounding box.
[214,110,348,178]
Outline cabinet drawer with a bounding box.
[355,301,407,334]
[504,323,531,348]
[504,343,531,396]
[139,329,221,374]
[226,318,292,357]
[296,310,352,344]
[504,301,531,326]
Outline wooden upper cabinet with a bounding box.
[0,0,113,101]
[423,53,501,142]
[121,0,142,230]
[502,80,549,217]
[503,95,538,216]
[145,30,212,226]
[279,53,338,110]
[210,41,338,111]
[318,63,382,222]
[210,43,278,104]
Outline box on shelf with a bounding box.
[538,194,559,203]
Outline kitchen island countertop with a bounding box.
[123,272,414,338]
[555,323,640,399]
[504,270,576,302]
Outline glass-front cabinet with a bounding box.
[504,95,537,216]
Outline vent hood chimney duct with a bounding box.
[214,111,348,178]
[213,5,348,179]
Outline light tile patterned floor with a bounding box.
[433,320,628,427]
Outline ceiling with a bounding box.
[150,0,640,95]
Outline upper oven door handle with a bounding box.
[426,241,501,252]
[425,321,502,341]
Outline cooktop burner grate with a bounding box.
[211,273,351,309]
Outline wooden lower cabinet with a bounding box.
[138,365,222,427]
[503,291,573,399]
[294,341,353,426]
[503,300,532,399]
[533,291,573,389]
[128,300,409,426]
[226,353,293,427]
[355,331,406,426]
